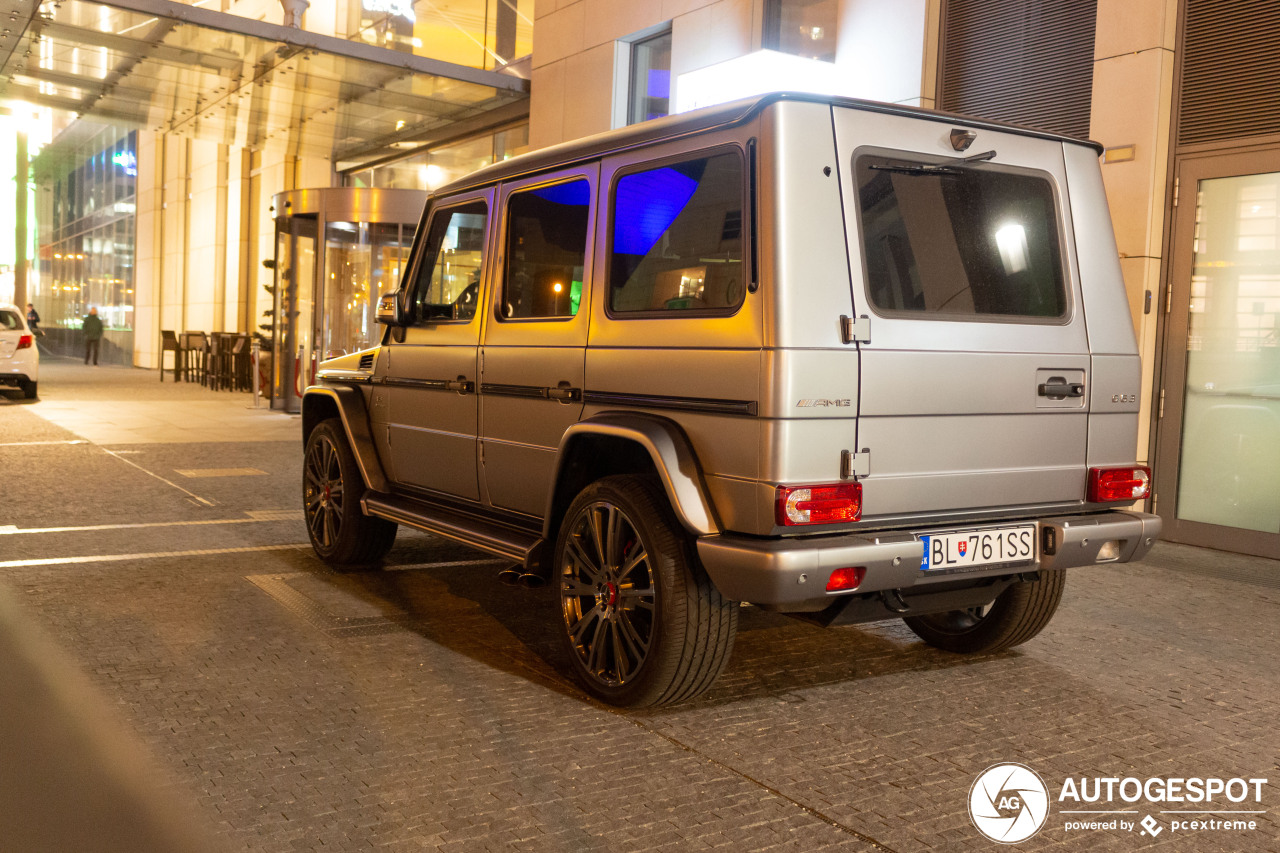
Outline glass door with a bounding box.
[272,215,317,413]
[1155,151,1280,557]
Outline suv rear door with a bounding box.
[834,108,1091,523]
[479,166,596,516]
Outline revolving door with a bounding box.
[271,188,426,411]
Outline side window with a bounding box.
[609,151,745,314]
[410,201,487,323]
[501,179,591,319]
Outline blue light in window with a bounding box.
[614,168,698,256]
[647,69,671,100]
[112,150,137,177]
[531,180,590,206]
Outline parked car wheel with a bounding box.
[303,418,397,568]
[903,570,1066,654]
[555,476,737,707]
[21,380,37,399]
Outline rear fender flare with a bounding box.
[545,414,720,539]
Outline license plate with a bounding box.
[919,524,1037,573]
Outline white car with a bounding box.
[0,303,39,399]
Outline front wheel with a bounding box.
[902,570,1066,654]
[555,476,737,707]
[303,418,397,569]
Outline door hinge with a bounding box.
[1152,492,1158,514]
[840,315,870,345]
[1158,389,1165,419]
[1172,176,1179,208]
[841,449,870,479]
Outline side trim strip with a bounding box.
[316,371,372,384]
[481,383,549,399]
[583,391,758,417]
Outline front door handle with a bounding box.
[1038,380,1085,398]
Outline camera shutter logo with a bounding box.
[969,763,1050,844]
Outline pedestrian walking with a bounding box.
[25,303,40,333]
[82,307,103,366]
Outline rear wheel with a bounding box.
[555,476,737,707]
[303,418,397,569]
[903,570,1066,654]
[21,380,36,399]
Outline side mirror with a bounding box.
[376,291,406,326]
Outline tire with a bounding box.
[903,570,1066,654]
[555,475,738,707]
[22,380,37,399]
[303,418,397,569]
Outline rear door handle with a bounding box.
[1038,381,1085,398]
[547,385,581,402]
[444,378,474,393]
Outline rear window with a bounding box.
[0,311,23,330]
[609,151,745,315]
[854,152,1067,320]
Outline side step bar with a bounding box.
[361,492,545,573]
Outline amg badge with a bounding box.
[796,399,852,408]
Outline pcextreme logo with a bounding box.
[969,763,1050,844]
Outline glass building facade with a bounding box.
[344,123,530,190]
[35,127,137,363]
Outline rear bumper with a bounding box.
[696,510,1161,608]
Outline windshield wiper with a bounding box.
[869,149,997,175]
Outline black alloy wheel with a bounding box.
[556,476,737,707]
[303,418,396,568]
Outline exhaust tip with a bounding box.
[497,567,523,587]
[517,573,545,590]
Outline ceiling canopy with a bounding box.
[0,0,529,165]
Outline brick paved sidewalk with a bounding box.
[2,363,1278,853]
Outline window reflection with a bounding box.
[344,124,529,190]
[35,128,136,361]
[628,30,672,125]
[764,0,839,63]
[350,0,533,71]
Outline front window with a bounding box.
[855,152,1067,320]
[410,202,487,322]
[609,152,745,315]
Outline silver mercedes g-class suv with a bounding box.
[302,93,1160,707]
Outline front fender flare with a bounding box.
[303,385,389,494]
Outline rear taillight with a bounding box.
[17,334,33,350]
[776,482,862,526]
[1087,466,1151,502]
